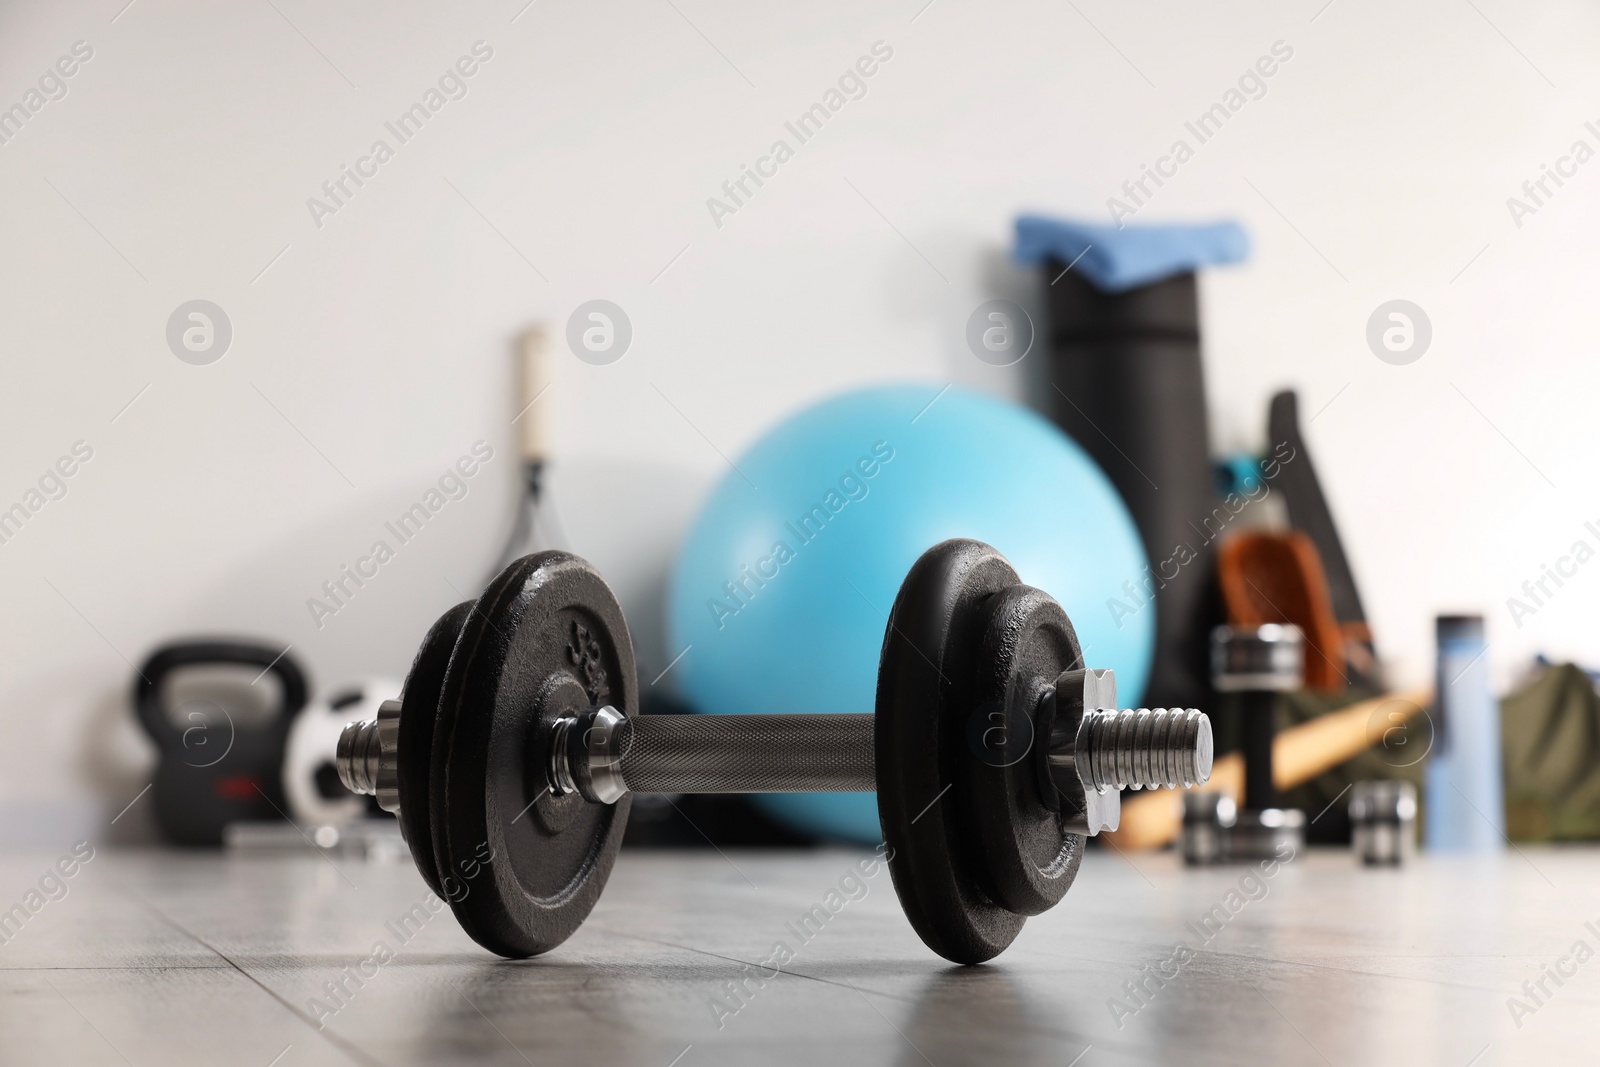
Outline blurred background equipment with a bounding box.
[1180,792,1236,866]
[222,815,409,861]
[1424,614,1504,850]
[1217,530,1347,692]
[1269,686,1428,846]
[282,676,401,829]
[1210,623,1306,861]
[1175,386,1405,849]
[484,326,555,584]
[133,640,307,846]
[1016,216,1248,714]
[665,384,1154,842]
[1267,390,1379,686]
[1501,662,1600,841]
[1350,779,1418,865]
[1106,688,1428,850]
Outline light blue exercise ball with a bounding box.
[665,384,1153,843]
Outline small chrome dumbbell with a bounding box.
[1180,792,1237,865]
[1350,779,1417,865]
[1207,623,1306,861]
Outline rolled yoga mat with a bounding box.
[1017,217,1250,711]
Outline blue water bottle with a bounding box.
[1423,615,1504,850]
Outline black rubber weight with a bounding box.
[968,584,1085,916]
[431,551,637,958]
[395,600,473,897]
[876,538,1027,965]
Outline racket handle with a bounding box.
[516,326,551,465]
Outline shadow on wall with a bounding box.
[546,458,703,688]
[928,243,1055,421]
[83,681,155,846]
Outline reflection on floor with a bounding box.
[0,844,1592,1065]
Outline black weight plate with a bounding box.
[431,551,637,958]
[968,584,1085,916]
[395,601,473,897]
[876,538,1026,965]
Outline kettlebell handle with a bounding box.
[134,641,310,751]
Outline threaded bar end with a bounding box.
[336,719,382,796]
[1081,708,1211,791]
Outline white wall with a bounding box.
[2,0,1595,843]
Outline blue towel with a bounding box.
[1013,216,1249,293]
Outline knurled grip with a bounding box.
[617,714,876,793]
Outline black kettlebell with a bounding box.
[134,641,309,846]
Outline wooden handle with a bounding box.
[515,326,551,464]
[1101,690,1429,851]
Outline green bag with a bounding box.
[1501,663,1600,841]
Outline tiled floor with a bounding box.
[0,842,1592,1065]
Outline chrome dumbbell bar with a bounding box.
[339,668,1211,839]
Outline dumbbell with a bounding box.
[1210,623,1305,859]
[1349,779,1417,865]
[336,539,1212,965]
